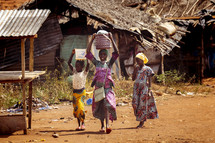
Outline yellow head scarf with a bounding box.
[136,53,148,64]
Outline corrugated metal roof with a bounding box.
[0,9,51,37]
[0,13,63,70]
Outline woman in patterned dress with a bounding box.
[132,53,158,128]
[86,32,119,134]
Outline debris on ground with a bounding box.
[52,132,59,138]
[6,97,50,113]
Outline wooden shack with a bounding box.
[0,9,50,134]
[17,0,186,79]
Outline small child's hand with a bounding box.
[72,49,75,54]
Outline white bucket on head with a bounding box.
[75,49,86,60]
[95,30,111,50]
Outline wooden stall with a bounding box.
[0,9,50,134]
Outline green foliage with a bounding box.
[33,69,73,104]
[0,68,95,109]
[114,80,133,97]
[155,70,186,86]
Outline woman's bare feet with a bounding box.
[136,121,144,128]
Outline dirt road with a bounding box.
[1,93,215,143]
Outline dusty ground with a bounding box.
[1,87,215,143]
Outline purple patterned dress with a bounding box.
[85,52,119,121]
[132,65,158,122]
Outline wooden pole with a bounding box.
[21,38,27,134]
[161,54,165,85]
[22,82,27,134]
[29,38,34,72]
[21,38,26,116]
[28,37,34,129]
[109,43,116,77]
[200,31,204,84]
[166,15,215,20]
[114,33,121,80]
[21,38,26,79]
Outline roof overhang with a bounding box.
[0,9,51,39]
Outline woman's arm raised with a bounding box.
[86,34,96,54]
[68,49,75,72]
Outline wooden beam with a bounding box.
[200,31,204,85]
[29,38,34,72]
[71,6,113,28]
[22,82,27,134]
[109,44,115,76]
[28,37,34,129]
[21,38,26,79]
[0,71,46,81]
[114,33,121,79]
[161,54,165,85]
[166,16,215,20]
[28,82,32,129]
[0,34,37,40]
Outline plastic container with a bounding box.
[95,30,111,50]
[75,49,86,60]
[86,98,92,105]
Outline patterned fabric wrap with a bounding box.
[73,89,86,122]
[132,66,158,121]
[85,52,119,121]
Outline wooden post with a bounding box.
[21,38,26,116]
[21,38,27,134]
[110,33,121,80]
[161,54,165,85]
[21,38,26,79]
[114,33,121,80]
[161,55,164,74]
[29,38,34,72]
[22,82,27,134]
[109,44,115,73]
[28,37,34,129]
[200,31,204,85]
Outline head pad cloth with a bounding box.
[136,53,148,64]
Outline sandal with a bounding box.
[106,128,112,134]
[99,127,105,133]
[81,125,85,130]
[75,127,82,131]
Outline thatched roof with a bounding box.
[154,0,215,18]
[19,0,215,55]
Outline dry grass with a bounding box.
[0,83,22,109]
[1,71,214,110]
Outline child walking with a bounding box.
[86,32,119,134]
[132,53,158,128]
[68,49,89,131]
